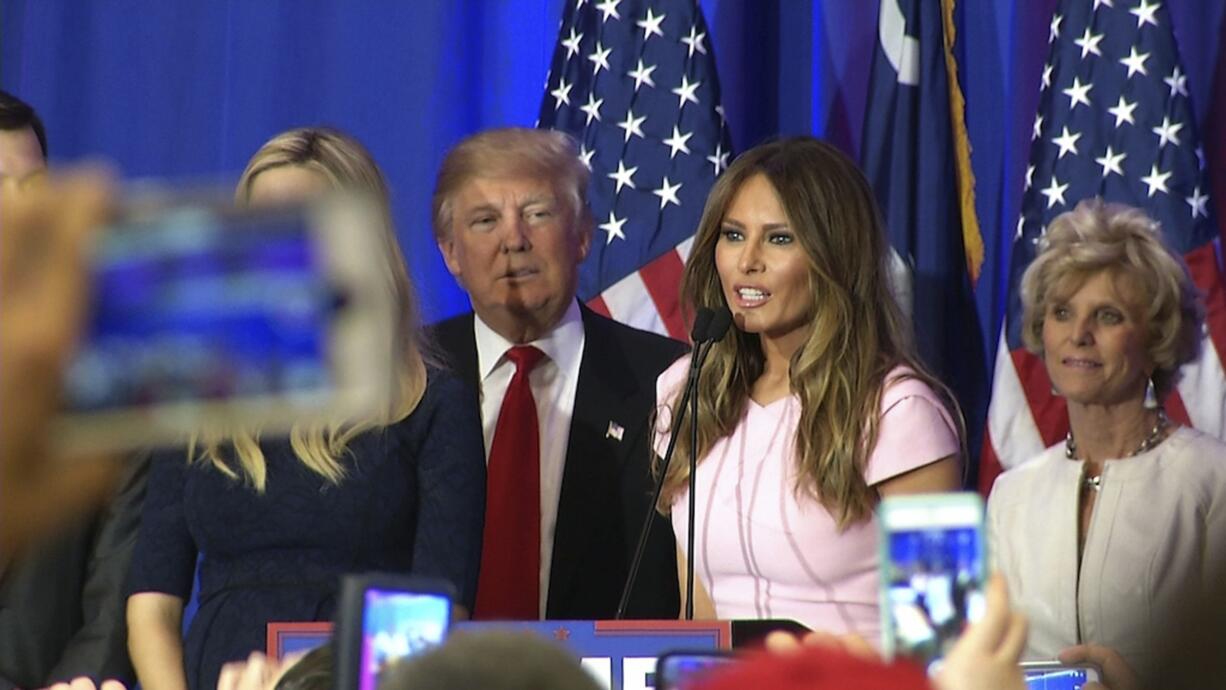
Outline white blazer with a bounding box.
[987,426,1226,685]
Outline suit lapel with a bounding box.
[429,313,480,406]
[547,308,645,613]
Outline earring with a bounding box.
[1144,377,1159,409]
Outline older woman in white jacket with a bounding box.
[987,199,1226,688]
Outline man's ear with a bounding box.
[438,236,463,279]
[575,215,594,263]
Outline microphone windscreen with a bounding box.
[690,307,714,343]
[706,306,733,342]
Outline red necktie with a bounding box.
[474,345,545,620]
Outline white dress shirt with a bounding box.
[473,301,585,618]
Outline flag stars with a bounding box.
[1032,113,1044,140]
[578,145,595,171]
[1119,46,1150,78]
[672,75,701,108]
[607,160,638,193]
[706,143,729,174]
[662,125,693,158]
[636,8,666,41]
[1025,165,1036,189]
[1093,0,1114,8]
[1141,163,1172,197]
[1130,0,1161,28]
[579,92,604,125]
[616,109,647,141]
[1108,95,1138,126]
[653,176,683,209]
[1095,146,1127,178]
[1041,176,1070,209]
[595,0,621,22]
[562,28,583,59]
[1151,115,1184,148]
[1164,66,1189,97]
[1050,13,1063,42]
[550,79,572,109]
[1052,126,1082,159]
[1062,77,1093,110]
[587,41,612,75]
[1186,186,1210,219]
[1042,63,1054,89]
[628,59,658,90]
[599,210,627,243]
[1074,27,1104,59]
[681,25,708,58]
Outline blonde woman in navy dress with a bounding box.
[126,128,485,690]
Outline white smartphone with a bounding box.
[53,192,395,452]
[1021,661,1103,689]
[878,492,987,674]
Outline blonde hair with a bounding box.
[430,127,591,241]
[658,137,962,529]
[195,127,430,491]
[1020,198,1202,397]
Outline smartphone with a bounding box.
[53,192,394,452]
[1022,661,1103,690]
[334,573,455,690]
[655,651,736,690]
[878,493,987,674]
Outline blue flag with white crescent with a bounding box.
[861,0,989,476]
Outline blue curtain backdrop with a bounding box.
[3,0,1224,364]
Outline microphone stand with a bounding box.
[615,308,713,619]
[685,307,729,620]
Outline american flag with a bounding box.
[537,0,733,340]
[980,0,1226,491]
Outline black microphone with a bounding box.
[689,306,715,343]
[616,307,716,619]
[683,305,730,619]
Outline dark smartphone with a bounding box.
[334,573,455,690]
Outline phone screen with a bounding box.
[1024,667,1093,690]
[359,589,450,690]
[882,498,986,673]
[655,653,734,690]
[65,205,332,413]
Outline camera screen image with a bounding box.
[886,525,985,671]
[1024,667,1091,690]
[656,654,734,690]
[359,589,449,690]
[64,207,332,412]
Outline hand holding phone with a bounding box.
[931,575,1027,690]
[878,493,988,674]
[334,574,455,690]
[54,192,395,452]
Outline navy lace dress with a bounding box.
[126,370,485,690]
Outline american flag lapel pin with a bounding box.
[606,421,625,442]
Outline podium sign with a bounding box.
[268,619,731,690]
